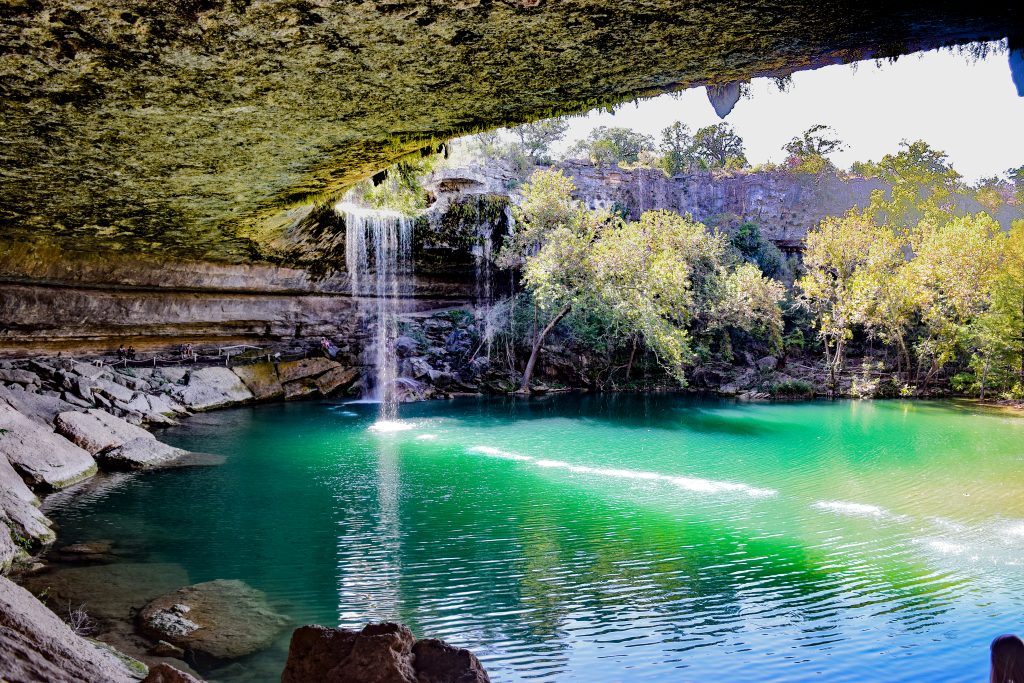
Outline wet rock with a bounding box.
[55,409,153,455]
[283,378,320,400]
[150,640,186,658]
[142,662,204,683]
[413,638,491,683]
[424,318,454,334]
[52,540,117,564]
[23,562,191,626]
[0,455,54,550]
[395,335,420,358]
[137,579,289,661]
[96,437,194,471]
[0,576,142,683]
[281,622,490,683]
[314,366,360,396]
[0,403,97,490]
[231,362,284,400]
[169,367,254,411]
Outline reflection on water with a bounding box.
[44,395,1024,682]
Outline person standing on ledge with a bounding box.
[991,634,1024,683]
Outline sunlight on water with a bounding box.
[43,395,1024,683]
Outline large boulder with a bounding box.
[315,367,360,397]
[55,409,154,455]
[278,358,339,384]
[95,437,213,471]
[0,403,96,490]
[0,387,82,427]
[0,455,55,555]
[137,579,289,661]
[281,623,490,683]
[231,362,284,401]
[142,663,204,683]
[169,368,253,411]
[0,576,143,683]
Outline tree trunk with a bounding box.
[519,303,571,394]
[624,335,638,383]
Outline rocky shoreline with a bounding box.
[0,353,492,682]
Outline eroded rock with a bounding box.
[281,622,490,683]
[169,368,254,411]
[0,576,142,683]
[95,437,190,471]
[55,409,154,455]
[137,579,289,661]
[278,358,339,383]
[231,362,284,401]
[0,403,97,490]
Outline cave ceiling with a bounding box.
[0,0,1021,263]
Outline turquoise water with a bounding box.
[45,395,1024,682]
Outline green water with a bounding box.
[44,395,1024,682]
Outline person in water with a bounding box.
[991,634,1024,683]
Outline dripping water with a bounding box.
[336,202,414,420]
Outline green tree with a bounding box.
[691,123,747,170]
[783,124,845,159]
[970,221,1024,396]
[568,127,655,166]
[867,140,963,229]
[730,222,785,279]
[512,117,570,164]
[659,121,695,175]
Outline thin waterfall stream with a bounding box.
[336,202,414,422]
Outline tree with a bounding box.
[691,123,746,169]
[512,117,570,164]
[567,126,655,167]
[500,169,610,393]
[783,124,844,159]
[867,140,963,229]
[970,221,1024,396]
[659,121,695,175]
[731,222,785,279]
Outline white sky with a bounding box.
[552,43,1024,183]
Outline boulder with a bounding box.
[0,386,82,427]
[0,455,54,548]
[283,379,320,400]
[51,540,117,564]
[0,403,97,490]
[95,378,137,404]
[0,576,142,683]
[0,367,41,386]
[394,336,420,358]
[231,362,284,400]
[155,368,189,385]
[70,362,109,380]
[137,579,288,661]
[281,623,490,683]
[413,638,491,683]
[55,409,153,455]
[0,523,17,573]
[314,366,360,396]
[142,663,204,683]
[96,437,189,471]
[756,355,779,372]
[169,368,253,411]
[278,358,338,383]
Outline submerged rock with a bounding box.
[0,576,143,683]
[0,402,97,490]
[281,622,490,683]
[137,579,289,661]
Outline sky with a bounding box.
[550,42,1024,183]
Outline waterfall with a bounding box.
[336,202,414,420]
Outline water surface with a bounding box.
[45,395,1024,682]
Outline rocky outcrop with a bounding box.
[0,402,97,490]
[281,622,490,683]
[95,438,218,472]
[231,363,285,401]
[136,579,289,662]
[169,367,255,412]
[0,576,144,683]
[55,409,154,455]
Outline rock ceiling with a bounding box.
[0,0,1020,262]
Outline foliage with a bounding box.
[349,156,437,214]
[567,126,655,166]
[511,117,570,164]
[730,222,785,279]
[866,140,963,229]
[691,123,747,169]
[783,124,845,159]
[769,379,816,398]
[659,121,696,175]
